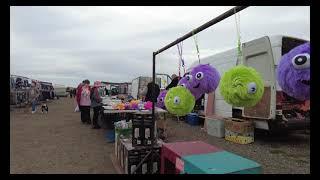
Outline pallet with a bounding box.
[110,154,124,174]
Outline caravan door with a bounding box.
[242,36,276,129]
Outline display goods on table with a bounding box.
[181,151,262,174]
[160,141,222,174]
[224,118,254,144]
[277,42,310,101]
[219,65,264,107]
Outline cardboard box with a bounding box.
[224,118,254,144]
[121,138,162,174]
[132,113,155,147]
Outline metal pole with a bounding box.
[152,52,156,144]
[154,6,248,55]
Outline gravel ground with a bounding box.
[165,118,310,174]
[10,97,116,174]
[10,97,310,174]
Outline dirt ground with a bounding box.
[10,97,310,174]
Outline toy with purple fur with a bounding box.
[185,64,220,100]
[156,90,167,109]
[277,42,310,101]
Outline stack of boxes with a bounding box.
[115,111,162,174]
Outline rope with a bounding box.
[177,42,185,76]
[234,7,242,65]
[192,31,201,64]
[177,44,181,77]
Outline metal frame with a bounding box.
[132,6,250,174]
[152,6,249,129]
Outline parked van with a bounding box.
[189,35,309,132]
[53,84,68,97]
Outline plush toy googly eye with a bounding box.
[195,72,204,80]
[186,75,193,82]
[174,96,181,105]
[292,53,310,69]
[247,82,257,94]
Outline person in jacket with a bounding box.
[142,81,160,103]
[165,74,180,90]
[29,81,40,114]
[90,81,103,129]
[76,79,91,124]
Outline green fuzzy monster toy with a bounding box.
[164,86,195,116]
[220,65,264,107]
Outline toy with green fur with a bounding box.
[164,86,195,116]
[220,65,264,107]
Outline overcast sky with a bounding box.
[10,6,310,87]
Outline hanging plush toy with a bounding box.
[220,65,264,107]
[178,73,191,88]
[156,90,167,109]
[164,86,195,116]
[144,101,153,110]
[185,64,220,100]
[277,42,310,101]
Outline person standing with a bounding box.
[76,80,91,124]
[165,74,180,90]
[144,81,160,103]
[91,81,103,129]
[29,82,40,114]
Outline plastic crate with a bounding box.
[205,117,225,138]
[186,113,199,126]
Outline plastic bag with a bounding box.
[74,105,80,112]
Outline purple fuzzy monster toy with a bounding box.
[178,74,191,88]
[277,42,310,101]
[157,90,167,109]
[184,64,220,100]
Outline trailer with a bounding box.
[130,75,166,99]
[10,75,32,106]
[189,35,309,132]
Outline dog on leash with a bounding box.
[41,103,49,113]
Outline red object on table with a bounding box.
[160,141,222,174]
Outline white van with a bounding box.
[53,84,68,97]
[189,35,309,132]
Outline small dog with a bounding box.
[41,103,49,114]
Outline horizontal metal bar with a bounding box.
[154,6,249,55]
